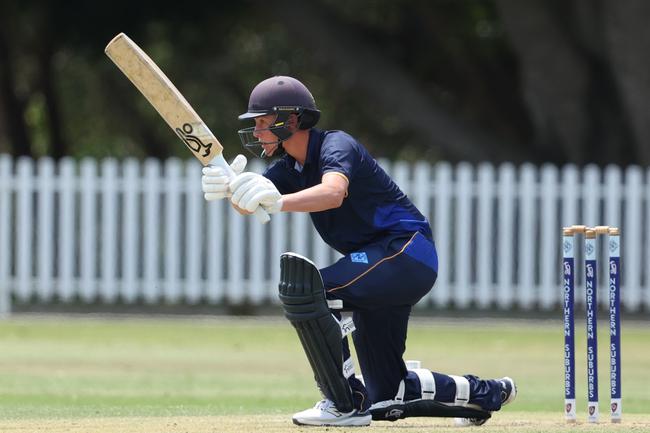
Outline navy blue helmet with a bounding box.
[238,76,320,157]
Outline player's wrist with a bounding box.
[264,197,283,214]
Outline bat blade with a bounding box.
[105,32,270,223]
[105,32,220,165]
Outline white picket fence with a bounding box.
[0,154,648,315]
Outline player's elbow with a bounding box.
[321,173,348,210]
[327,187,346,209]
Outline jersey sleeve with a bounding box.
[320,133,361,182]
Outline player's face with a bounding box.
[253,114,280,156]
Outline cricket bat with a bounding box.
[104,32,270,223]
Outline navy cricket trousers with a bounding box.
[320,231,503,411]
[320,232,436,403]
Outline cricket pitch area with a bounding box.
[1,315,649,433]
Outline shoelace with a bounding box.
[315,399,334,410]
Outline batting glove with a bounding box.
[201,154,247,201]
[230,172,282,214]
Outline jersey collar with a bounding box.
[283,128,322,171]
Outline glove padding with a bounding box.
[230,172,282,214]
[202,154,247,201]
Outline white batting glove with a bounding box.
[230,172,283,214]
[201,154,247,201]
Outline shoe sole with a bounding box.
[454,377,516,426]
[292,414,371,427]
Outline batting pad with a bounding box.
[369,369,491,422]
[370,399,492,422]
[279,252,354,413]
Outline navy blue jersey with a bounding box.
[263,128,432,254]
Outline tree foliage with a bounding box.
[0,0,648,166]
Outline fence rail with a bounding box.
[0,154,648,315]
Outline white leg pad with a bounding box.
[412,369,436,400]
[450,375,470,406]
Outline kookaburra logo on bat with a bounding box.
[175,123,212,158]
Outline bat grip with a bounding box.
[208,154,271,224]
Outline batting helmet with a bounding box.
[238,76,320,157]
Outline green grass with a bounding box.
[0,315,649,432]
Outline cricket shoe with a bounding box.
[292,399,372,426]
[499,377,517,406]
[455,377,517,427]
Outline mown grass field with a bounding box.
[0,315,649,433]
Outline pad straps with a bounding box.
[450,375,470,406]
[338,315,355,338]
[413,369,437,400]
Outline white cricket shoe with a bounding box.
[292,399,372,426]
[455,376,517,427]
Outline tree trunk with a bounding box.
[495,0,591,164]
[0,17,32,157]
[38,39,67,159]
[601,0,650,166]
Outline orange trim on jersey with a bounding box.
[327,232,419,292]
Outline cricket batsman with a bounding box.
[201,76,516,426]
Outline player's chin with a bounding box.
[262,144,278,156]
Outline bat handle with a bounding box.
[208,154,271,224]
